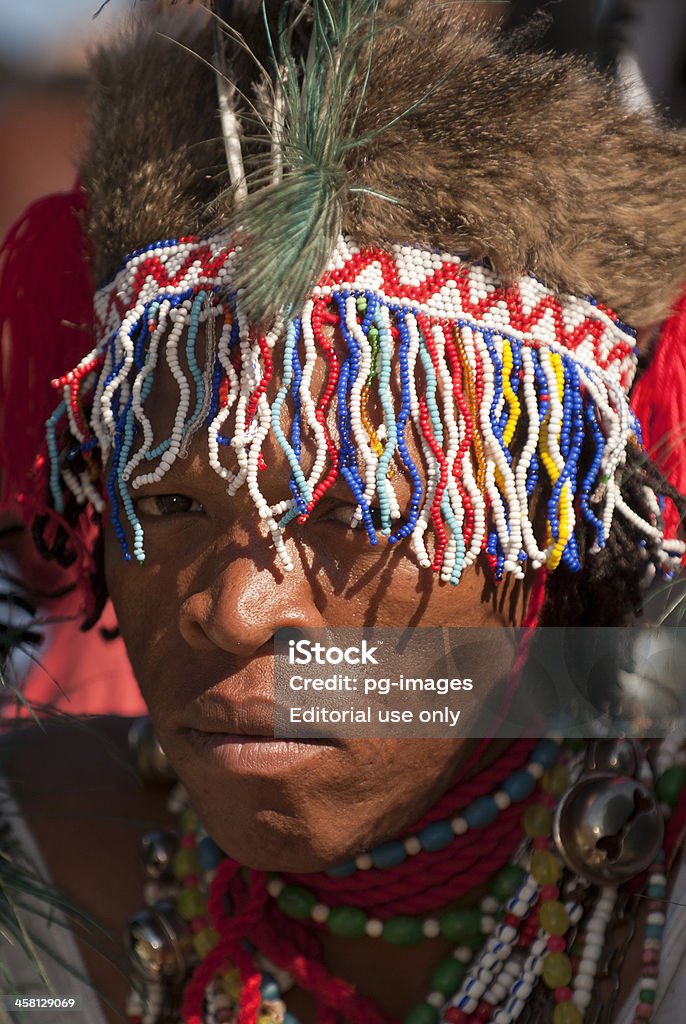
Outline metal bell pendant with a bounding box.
[584,739,641,777]
[125,901,190,982]
[141,830,179,880]
[128,716,177,785]
[553,773,664,885]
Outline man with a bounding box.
[1,3,686,1022]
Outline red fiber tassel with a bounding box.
[631,287,686,542]
[0,185,94,511]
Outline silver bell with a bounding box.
[141,830,179,880]
[125,902,189,981]
[553,773,664,885]
[585,739,641,777]
[128,716,177,785]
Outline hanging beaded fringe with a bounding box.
[45,234,684,581]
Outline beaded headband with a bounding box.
[46,231,683,585]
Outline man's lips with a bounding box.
[180,727,335,774]
[176,696,336,774]
[180,703,276,739]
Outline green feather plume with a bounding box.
[220,0,379,324]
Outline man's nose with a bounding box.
[178,552,325,656]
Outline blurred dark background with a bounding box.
[505,0,686,124]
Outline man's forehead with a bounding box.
[131,320,417,509]
[142,318,347,415]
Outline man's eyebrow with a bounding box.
[317,472,412,506]
[129,458,221,492]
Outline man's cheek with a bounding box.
[125,617,175,698]
[105,569,169,698]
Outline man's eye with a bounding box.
[135,494,205,517]
[324,504,384,532]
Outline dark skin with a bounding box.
[93,304,531,868]
[94,360,659,1018]
[105,434,520,875]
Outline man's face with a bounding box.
[104,328,517,872]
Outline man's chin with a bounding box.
[200,820,356,873]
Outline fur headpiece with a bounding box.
[83,2,686,324]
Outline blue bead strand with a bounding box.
[274,318,312,526]
[181,290,209,435]
[388,311,424,545]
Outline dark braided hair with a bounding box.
[539,443,686,626]
[31,442,108,631]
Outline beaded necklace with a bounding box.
[124,733,686,1024]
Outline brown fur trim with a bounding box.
[82,3,686,324]
[347,6,686,325]
[82,9,224,283]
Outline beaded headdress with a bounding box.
[3,0,686,599]
[52,231,668,586]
